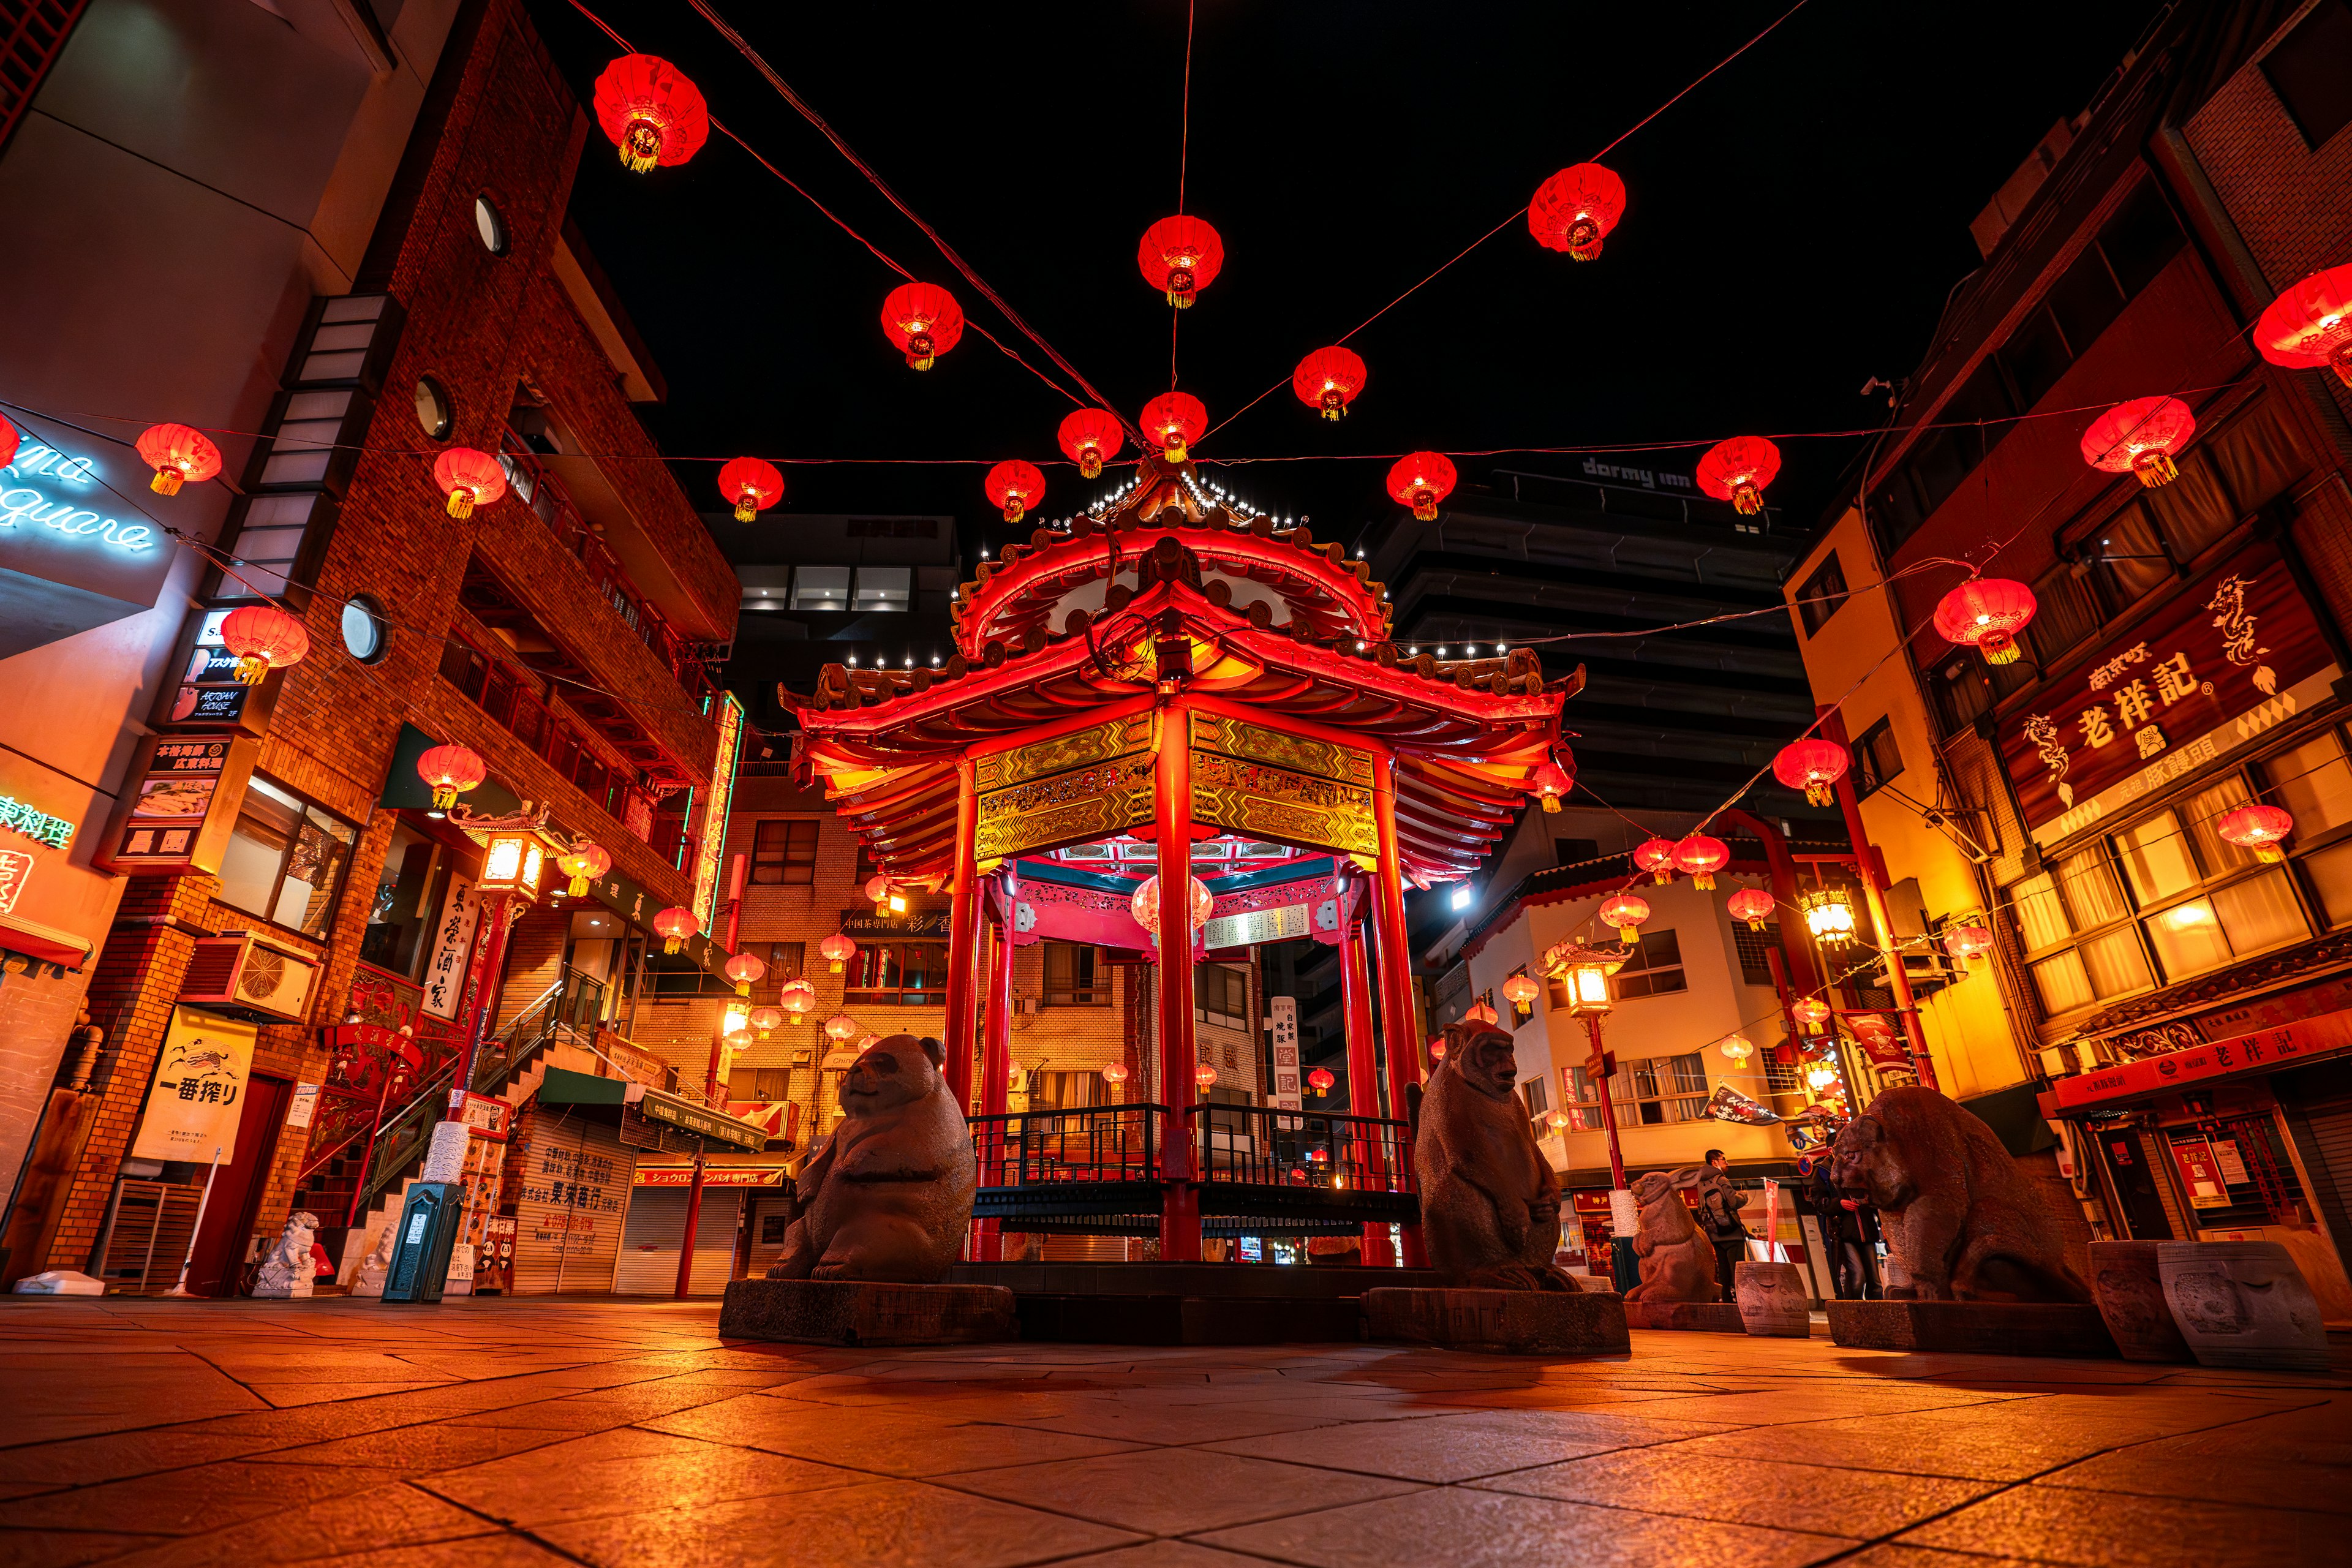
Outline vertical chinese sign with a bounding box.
[1268,995,1301,1112]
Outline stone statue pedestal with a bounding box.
[2157,1240,2329,1373]
[1363,1287,1629,1356]
[2089,1240,2192,1363]
[1733,1261,1811,1338]
[718,1278,1016,1348]
[1828,1300,2117,1357]
[1621,1300,1746,1333]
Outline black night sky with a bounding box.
[529,0,2162,556]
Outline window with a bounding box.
[1854,717,1902,797]
[216,775,357,939]
[790,567,850,611]
[1794,552,1849,636]
[1044,943,1107,1005]
[1556,1066,1608,1133]
[1765,1057,1801,1097]
[748,1068,793,1104]
[1613,929,1686,1000]
[1523,1074,1550,1142]
[2261,0,2352,150]
[851,566,911,612]
[437,635,627,823]
[1027,1071,1102,1110]
[341,596,386,663]
[1613,1052,1711,1125]
[473,195,508,255]
[751,941,804,1003]
[358,822,446,978]
[845,943,948,1005]
[751,819,818,885]
[1732,921,1783,987]
[413,379,452,441]
[1195,963,1247,1027]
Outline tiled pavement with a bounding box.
[0,1298,2344,1567]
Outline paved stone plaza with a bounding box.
[0,1298,2343,1566]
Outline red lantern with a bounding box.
[880,282,963,371]
[556,842,611,897]
[1727,886,1776,931]
[819,932,858,973]
[0,413,18,470]
[1137,215,1225,308]
[2081,396,2196,488]
[1942,924,1994,963]
[779,978,817,1019]
[217,605,310,685]
[652,907,696,954]
[1194,1063,1218,1091]
[749,1006,785,1038]
[1132,873,1213,938]
[1428,1036,1449,1061]
[1140,393,1207,462]
[2217,802,2294,863]
[1792,997,1831,1032]
[432,448,507,519]
[1673,832,1728,891]
[1057,409,1124,479]
[823,1011,859,1042]
[1464,1000,1499,1027]
[1696,437,1781,516]
[1529,756,1573,813]
[1306,1066,1336,1095]
[864,873,893,914]
[2255,262,2352,387]
[1502,973,1542,1009]
[984,460,1046,524]
[592,55,709,173]
[1634,837,1678,884]
[1772,737,1849,807]
[1101,1061,1131,1085]
[416,743,485,810]
[718,457,784,522]
[1528,163,1626,261]
[1598,892,1650,944]
[1386,451,1456,521]
[135,423,221,496]
[1292,347,1367,421]
[1934,577,2037,666]
[723,950,767,995]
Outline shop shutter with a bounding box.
[611,1188,742,1296]
[507,1110,631,1294]
[2304,1107,2352,1238]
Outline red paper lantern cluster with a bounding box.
[880,282,963,371]
[218,605,310,686]
[1673,832,1728,891]
[1141,392,1207,462]
[1727,886,1776,931]
[135,423,221,496]
[2256,262,2352,386]
[432,448,506,519]
[984,460,1045,524]
[592,55,709,173]
[718,457,784,522]
[1634,837,1678,883]
[1386,451,1456,521]
[1137,216,1225,308]
[2216,802,2294,862]
[1934,577,2038,666]
[1696,436,1781,515]
[1057,408,1123,478]
[1292,347,1366,421]
[416,742,486,811]
[1528,163,1626,261]
[1772,737,1849,807]
[2081,396,2195,488]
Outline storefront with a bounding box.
[612,1163,789,1295]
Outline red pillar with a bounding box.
[1370,765,1426,1267]
[1337,904,1395,1266]
[1154,703,1201,1261]
[673,1138,706,1299]
[982,902,1014,1117]
[943,758,981,1112]
[448,894,515,1110]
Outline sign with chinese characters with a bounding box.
[97,734,258,876]
[631,1164,788,1187]
[690,692,744,927]
[633,1088,772,1151]
[0,848,31,914]
[285,1083,320,1129]
[1268,995,1301,1110]
[1204,902,1309,952]
[130,1008,258,1163]
[2054,1005,2352,1109]
[973,716,1156,864]
[2000,543,2337,845]
[162,610,274,734]
[2166,1133,2231,1208]
[0,796,73,851]
[1189,712,1378,858]
[421,875,480,1020]
[839,906,951,940]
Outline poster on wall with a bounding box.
[421,874,479,1020]
[1268,995,1301,1112]
[130,1008,259,1163]
[2166,1133,2232,1209]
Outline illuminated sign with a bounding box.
[1,443,158,552]
[0,794,74,850]
[692,692,745,925]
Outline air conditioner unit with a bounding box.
[179,933,321,1023]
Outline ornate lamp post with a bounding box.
[1544,938,1630,1189]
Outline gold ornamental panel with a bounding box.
[1189,749,1376,858]
[975,752,1155,861]
[1189,711,1376,789]
[974,715,1152,792]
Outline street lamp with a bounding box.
[1800,886,1858,946]
[1543,938,1631,1189]
[477,827,545,902]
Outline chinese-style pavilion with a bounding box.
[788,453,1577,1259]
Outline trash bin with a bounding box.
[381,1181,463,1303]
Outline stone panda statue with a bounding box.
[767,1035,976,1284]
[1831,1084,2089,1303]
[1411,1022,1570,1290]
[1625,1169,1719,1303]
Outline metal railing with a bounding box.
[971,1104,1166,1188]
[1189,1102,1415,1197]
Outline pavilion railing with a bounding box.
[971,1104,1166,1188]
[1187,1102,1415,1199]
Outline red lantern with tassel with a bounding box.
[1057,409,1123,478]
[718,457,783,522]
[1772,737,1849,807]
[652,907,697,954]
[1598,893,1650,944]
[1696,437,1781,515]
[2081,396,2196,488]
[1934,577,2038,666]
[1634,837,1678,884]
[2255,262,2352,386]
[217,605,310,685]
[1673,832,1728,890]
[432,448,506,519]
[1292,347,1366,421]
[135,423,221,496]
[1528,163,1626,260]
[1727,886,1776,931]
[880,283,963,371]
[416,744,486,811]
[1137,216,1225,307]
[592,55,709,172]
[1386,451,1456,521]
[1140,393,1207,462]
[2217,802,2294,862]
[984,461,1046,524]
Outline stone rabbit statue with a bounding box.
[1410,1022,1571,1290]
[767,1035,976,1284]
[1831,1085,2089,1302]
[1625,1169,1719,1303]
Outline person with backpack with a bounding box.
[1695,1149,1751,1302]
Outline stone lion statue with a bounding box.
[251,1210,322,1298]
[767,1035,975,1283]
[1624,1168,1719,1303]
[1411,1022,1571,1290]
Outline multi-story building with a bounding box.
[1782,0,2352,1318]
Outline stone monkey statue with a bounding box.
[1624,1169,1720,1303]
[1830,1085,2089,1303]
[767,1035,976,1284]
[1410,1022,1570,1291]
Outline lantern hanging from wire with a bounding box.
[1634,837,1678,884]
[723,950,767,996]
[1137,214,1225,307]
[1529,755,1574,813]
[556,842,611,897]
[2217,802,2294,862]
[1672,832,1728,891]
[1292,346,1366,421]
[1772,737,1849,807]
[880,282,963,371]
[415,743,485,811]
[1597,892,1650,944]
[0,414,17,471]
[2081,396,2196,488]
[1719,1033,1754,1065]
[819,932,858,973]
[592,54,708,172]
[1792,996,1831,1032]
[2255,262,2352,386]
[1386,451,1457,521]
[717,457,783,522]
[823,1012,859,1042]
[1502,973,1542,1014]
[1695,436,1781,516]
[135,423,221,496]
[1131,872,1213,940]
[217,605,310,685]
[984,459,1046,524]
[1101,1060,1131,1085]
[1529,162,1626,260]
[779,977,817,1021]
[1140,392,1207,462]
[432,448,507,519]
[1427,1036,1449,1061]
[747,1006,784,1038]
[1306,1066,1335,1096]
[652,907,696,954]
[1464,999,1500,1027]
[1942,924,1994,963]
[1194,1063,1218,1091]
[1057,408,1124,478]
[1800,886,1858,946]
[1726,886,1776,932]
[864,873,893,915]
[1934,577,2037,666]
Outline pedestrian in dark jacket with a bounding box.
[1696,1150,1749,1303]
[1809,1161,1875,1300]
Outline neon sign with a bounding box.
[1,443,157,552]
[0,794,75,850]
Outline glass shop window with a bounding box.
[845,943,947,1005]
[358,821,448,978]
[751,819,818,885]
[215,776,358,940]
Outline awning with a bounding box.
[2051,1007,2352,1115]
[633,1164,788,1187]
[534,1066,772,1152]
[0,911,92,969]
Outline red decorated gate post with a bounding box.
[1370,763,1426,1266]
[1154,701,1201,1261]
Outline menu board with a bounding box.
[96,735,258,876]
[162,609,276,736]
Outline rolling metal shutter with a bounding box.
[611,1188,742,1297]
[507,1112,631,1294]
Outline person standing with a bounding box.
[1695,1150,1749,1303]
[1809,1160,1871,1300]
